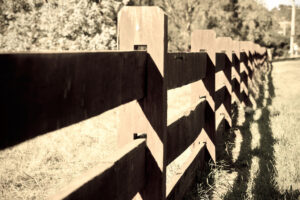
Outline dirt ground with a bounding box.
[185,60,300,200]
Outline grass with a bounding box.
[1,60,300,199]
[0,77,197,199]
[0,107,119,199]
[185,60,300,200]
[271,60,300,195]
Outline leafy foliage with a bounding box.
[153,0,282,52]
[271,4,300,46]
[0,0,129,51]
[0,0,291,55]
[156,0,203,51]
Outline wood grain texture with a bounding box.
[0,51,147,149]
[166,101,206,165]
[167,144,206,200]
[49,139,146,200]
[166,52,207,89]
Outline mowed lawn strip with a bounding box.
[271,60,300,193]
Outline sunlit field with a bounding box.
[1,0,300,199]
[0,82,196,199]
[271,60,300,193]
[185,60,300,200]
[0,108,119,199]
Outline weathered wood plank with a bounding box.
[166,101,206,165]
[232,52,241,103]
[191,30,216,162]
[0,51,147,149]
[118,6,168,200]
[215,53,226,73]
[241,51,252,77]
[166,143,206,200]
[191,30,217,66]
[216,37,233,62]
[49,139,146,200]
[215,86,226,110]
[166,52,207,89]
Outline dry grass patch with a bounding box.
[186,61,300,199]
[0,107,119,199]
[0,76,202,199]
[271,60,300,194]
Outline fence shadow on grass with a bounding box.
[185,63,300,200]
[224,64,300,200]
[251,64,300,200]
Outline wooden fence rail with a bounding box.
[0,6,269,200]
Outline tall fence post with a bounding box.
[232,40,241,104]
[118,6,167,200]
[191,30,216,162]
[248,42,260,98]
[215,37,232,132]
[240,41,252,107]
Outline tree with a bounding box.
[0,0,287,56]
[0,0,130,51]
[223,0,243,39]
[156,0,204,51]
[271,4,300,47]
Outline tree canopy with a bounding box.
[0,0,128,51]
[0,0,291,56]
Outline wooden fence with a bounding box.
[0,6,268,200]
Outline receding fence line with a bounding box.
[0,6,269,200]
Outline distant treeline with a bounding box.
[0,0,295,57]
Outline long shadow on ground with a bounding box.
[222,70,265,199]
[252,65,300,200]
[184,62,300,200]
[224,64,300,200]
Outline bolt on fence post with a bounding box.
[191,30,217,162]
[118,6,168,200]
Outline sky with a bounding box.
[262,0,300,10]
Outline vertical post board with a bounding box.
[118,6,168,200]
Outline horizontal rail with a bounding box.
[166,143,206,200]
[240,52,248,66]
[215,86,227,110]
[215,53,228,72]
[49,139,146,200]
[166,100,206,165]
[232,53,240,67]
[0,5,269,200]
[166,52,207,89]
[240,71,249,87]
[0,51,147,149]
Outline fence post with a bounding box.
[215,37,232,131]
[118,6,167,200]
[246,41,260,101]
[191,30,216,162]
[247,41,255,80]
[232,40,241,104]
[239,41,252,107]
[254,44,260,68]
